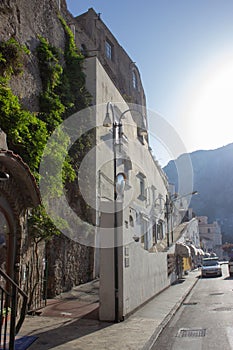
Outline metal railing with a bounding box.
[0,268,28,350]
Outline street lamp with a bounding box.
[0,171,10,181]
[103,102,146,322]
[171,191,198,201]
[165,195,171,247]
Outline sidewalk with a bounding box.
[19,269,200,350]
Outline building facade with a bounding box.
[172,218,203,274]
[73,8,146,108]
[198,216,223,259]
[82,55,178,321]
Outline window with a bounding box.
[140,178,145,197]
[157,221,164,240]
[151,186,156,205]
[159,195,164,210]
[152,222,157,244]
[141,219,148,249]
[137,172,146,201]
[105,40,113,60]
[132,71,137,89]
[129,215,134,227]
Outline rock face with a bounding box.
[0,0,66,44]
[0,0,70,111]
[0,130,8,149]
[0,1,95,298]
[163,143,233,243]
[46,235,94,297]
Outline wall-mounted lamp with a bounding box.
[0,171,10,181]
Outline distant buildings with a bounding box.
[198,216,223,259]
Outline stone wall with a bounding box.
[20,234,46,311]
[0,0,69,111]
[0,0,95,298]
[46,234,94,297]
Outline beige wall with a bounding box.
[75,8,146,107]
[198,216,223,257]
[85,57,174,320]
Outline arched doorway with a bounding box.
[0,145,41,306]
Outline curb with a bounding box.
[142,274,200,350]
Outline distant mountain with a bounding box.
[163,143,233,243]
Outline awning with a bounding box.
[204,252,211,257]
[197,249,205,256]
[189,244,199,256]
[175,243,191,257]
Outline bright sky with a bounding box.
[66,0,233,165]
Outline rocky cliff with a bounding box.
[0,0,72,111]
[0,0,95,296]
[163,143,233,243]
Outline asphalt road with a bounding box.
[152,263,233,350]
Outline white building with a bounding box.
[198,216,223,259]
[82,56,179,321]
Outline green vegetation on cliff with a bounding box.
[0,16,93,238]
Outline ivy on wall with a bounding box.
[0,38,48,174]
[58,15,91,116]
[0,15,94,238]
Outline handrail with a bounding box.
[0,269,27,298]
[0,268,28,349]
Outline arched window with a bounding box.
[132,70,137,90]
[129,215,134,227]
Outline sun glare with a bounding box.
[185,59,233,151]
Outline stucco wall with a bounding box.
[76,8,146,107]
[123,245,169,315]
[85,57,171,320]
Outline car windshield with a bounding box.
[202,260,219,266]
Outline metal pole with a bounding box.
[165,195,170,247]
[103,102,146,322]
[9,284,16,350]
[171,202,174,243]
[113,122,119,322]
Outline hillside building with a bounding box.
[72,8,183,320]
[198,216,223,259]
[73,8,146,108]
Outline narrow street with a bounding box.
[152,263,233,349]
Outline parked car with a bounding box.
[228,258,233,277]
[201,257,222,278]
